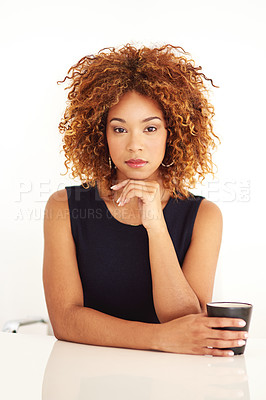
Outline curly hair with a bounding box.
[58,43,220,199]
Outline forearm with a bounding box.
[147,223,201,323]
[54,305,159,351]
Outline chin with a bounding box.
[124,172,157,182]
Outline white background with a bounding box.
[0,0,265,338]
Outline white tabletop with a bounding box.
[0,332,266,399]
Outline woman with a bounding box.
[43,44,248,356]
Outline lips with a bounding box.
[125,159,148,168]
[126,159,147,163]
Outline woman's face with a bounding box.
[106,91,168,182]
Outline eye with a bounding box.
[145,126,157,133]
[113,127,127,133]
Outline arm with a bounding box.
[147,199,223,323]
[43,190,247,357]
[42,189,157,350]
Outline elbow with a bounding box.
[49,312,68,341]
[191,297,202,314]
[190,300,202,315]
[53,323,72,342]
[51,304,80,341]
[192,304,202,315]
[186,294,202,315]
[53,325,65,341]
[157,302,202,323]
[50,320,65,341]
[177,299,202,318]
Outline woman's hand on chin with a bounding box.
[111,179,166,231]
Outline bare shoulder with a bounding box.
[46,189,68,209]
[46,188,68,206]
[197,198,222,219]
[44,189,69,218]
[192,199,223,238]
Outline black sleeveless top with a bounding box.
[65,184,204,324]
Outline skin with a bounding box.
[43,90,249,356]
[105,90,171,228]
[105,90,249,353]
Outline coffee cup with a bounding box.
[206,302,253,355]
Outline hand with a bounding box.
[111,179,166,231]
[154,312,248,356]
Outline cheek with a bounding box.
[106,131,115,150]
[147,136,167,155]
[106,135,122,159]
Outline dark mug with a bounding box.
[206,302,253,355]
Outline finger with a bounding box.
[118,185,152,204]
[110,179,130,190]
[126,180,159,188]
[208,329,248,341]
[206,339,246,349]
[203,347,235,357]
[119,181,157,196]
[111,179,158,190]
[205,317,246,329]
[117,181,161,205]
[118,187,153,206]
[185,346,234,357]
[117,182,156,205]
[114,182,149,204]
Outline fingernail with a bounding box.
[116,196,121,203]
[111,179,130,190]
[239,320,246,327]
[228,351,234,356]
[238,340,246,346]
[244,332,248,339]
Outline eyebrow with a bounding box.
[109,116,162,123]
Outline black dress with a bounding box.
[65,184,204,324]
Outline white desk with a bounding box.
[0,332,265,399]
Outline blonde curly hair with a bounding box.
[58,43,220,199]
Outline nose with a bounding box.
[126,132,144,152]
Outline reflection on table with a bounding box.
[43,338,250,400]
[1,332,266,399]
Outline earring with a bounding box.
[109,156,117,170]
[161,160,174,167]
